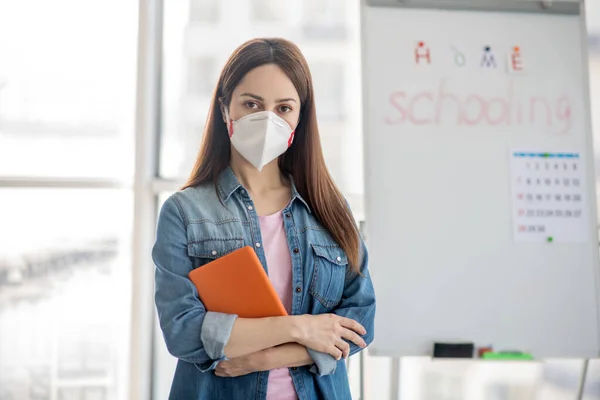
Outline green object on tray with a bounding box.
[482,352,534,360]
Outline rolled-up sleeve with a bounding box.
[152,195,238,372]
[309,234,376,376]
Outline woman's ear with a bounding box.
[219,100,228,124]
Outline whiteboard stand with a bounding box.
[359,350,365,400]
[576,358,589,400]
[350,349,365,400]
[390,357,401,400]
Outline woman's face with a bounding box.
[227,64,301,130]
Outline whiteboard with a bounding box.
[361,0,600,358]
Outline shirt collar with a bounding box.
[217,166,311,213]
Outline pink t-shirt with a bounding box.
[259,211,298,400]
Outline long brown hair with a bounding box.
[182,38,360,273]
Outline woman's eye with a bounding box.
[279,105,292,113]
[245,101,259,109]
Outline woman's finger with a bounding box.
[328,345,343,360]
[340,327,367,348]
[338,317,366,335]
[336,339,350,359]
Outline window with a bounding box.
[189,0,220,24]
[251,0,284,22]
[187,56,217,97]
[0,189,132,400]
[0,1,137,399]
[0,2,135,180]
[302,0,348,40]
[57,387,107,400]
[311,62,345,121]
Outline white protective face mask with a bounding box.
[224,109,295,172]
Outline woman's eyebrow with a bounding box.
[240,92,263,101]
[240,92,297,103]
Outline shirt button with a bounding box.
[293,248,299,254]
[247,205,253,211]
[211,250,217,256]
[285,213,291,218]
[336,256,342,262]
[291,367,298,371]
[295,287,302,293]
[255,243,261,248]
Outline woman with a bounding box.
[153,37,376,400]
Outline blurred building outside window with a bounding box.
[251,0,284,22]
[190,0,220,25]
[0,1,137,399]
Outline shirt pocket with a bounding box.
[309,244,348,309]
[187,238,244,268]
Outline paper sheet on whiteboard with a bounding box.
[510,151,589,243]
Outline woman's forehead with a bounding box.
[233,64,300,102]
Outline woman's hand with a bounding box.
[215,352,264,378]
[292,314,367,360]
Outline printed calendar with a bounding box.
[510,151,589,243]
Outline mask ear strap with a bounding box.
[223,107,234,137]
[287,116,301,148]
[223,107,229,122]
[287,117,300,148]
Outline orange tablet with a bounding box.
[188,246,288,318]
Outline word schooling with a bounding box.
[416,42,523,72]
[383,80,572,134]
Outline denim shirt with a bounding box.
[152,167,376,400]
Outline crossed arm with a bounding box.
[216,343,312,377]
[153,197,375,377]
